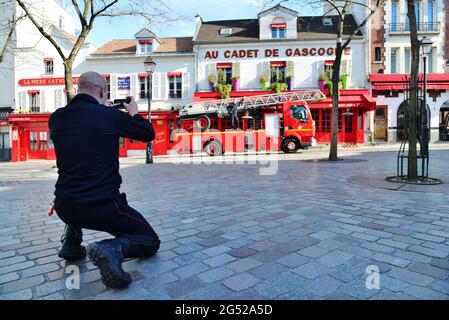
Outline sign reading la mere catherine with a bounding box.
[204,47,351,60]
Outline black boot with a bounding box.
[87,237,132,289]
[58,225,86,261]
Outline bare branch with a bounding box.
[71,0,86,27]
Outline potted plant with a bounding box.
[208,73,217,92]
[340,74,350,89]
[318,73,328,91]
[286,74,294,90]
[216,83,232,99]
[232,75,240,92]
[271,82,288,93]
[260,74,269,91]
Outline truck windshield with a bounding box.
[291,105,308,122]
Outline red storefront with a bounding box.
[8,111,178,162]
[193,89,376,144]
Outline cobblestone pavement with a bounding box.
[1,147,449,300]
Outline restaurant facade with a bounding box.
[4,2,449,161]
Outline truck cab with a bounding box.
[281,101,315,153]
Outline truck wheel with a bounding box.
[282,137,300,153]
[198,115,211,132]
[204,140,222,156]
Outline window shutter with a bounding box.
[40,91,46,112]
[160,73,168,100]
[182,72,190,99]
[54,89,62,109]
[19,91,27,110]
[206,63,216,82]
[131,74,138,100]
[152,73,160,100]
[110,75,117,100]
[261,62,270,83]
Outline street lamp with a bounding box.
[144,56,156,164]
[419,37,433,156]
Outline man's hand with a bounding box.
[123,97,138,117]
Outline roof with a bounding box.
[195,15,363,43]
[258,4,298,17]
[51,27,79,46]
[92,37,193,55]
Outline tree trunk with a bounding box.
[407,0,419,178]
[64,60,75,103]
[329,43,343,161]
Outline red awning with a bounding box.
[325,60,334,66]
[101,74,110,79]
[309,93,376,111]
[217,63,232,69]
[43,57,53,62]
[167,72,182,77]
[27,90,40,94]
[369,74,449,91]
[138,40,152,44]
[138,73,148,78]
[270,61,286,67]
[271,23,286,28]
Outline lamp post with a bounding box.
[420,36,433,156]
[144,56,156,164]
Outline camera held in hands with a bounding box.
[112,96,132,109]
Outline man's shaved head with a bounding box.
[78,71,107,104]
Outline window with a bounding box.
[391,0,398,31]
[169,75,182,99]
[405,48,411,73]
[322,109,331,132]
[358,109,363,130]
[138,40,152,54]
[270,63,286,83]
[391,48,398,74]
[311,110,320,132]
[39,132,47,151]
[217,66,232,85]
[220,28,233,35]
[271,27,285,39]
[415,1,420,24]
[44,60,54,75]
[139,77,149,99]
[375,47,382,62]
[30,132,38,151]
[428,0,434,29]
[30,93,40,112]
[291,105,308,122]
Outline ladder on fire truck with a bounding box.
[180,90,326,118]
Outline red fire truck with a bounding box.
[171,90,325,156]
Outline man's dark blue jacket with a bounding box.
[49,94,155,204]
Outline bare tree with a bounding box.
[0,1,25,65]
[318,0,386,160]
[406,0,419,178]
[15,0,180,102]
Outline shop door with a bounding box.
[152,119,169,156]
[342,110,356,143]
[0,132,11,161]
[29,131,48,159]
[374,106,388,140]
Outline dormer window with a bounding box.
[322,18,333,26]
[220,28,233,35]
[138,40,153,54]
[271,23,286,39]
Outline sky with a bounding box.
[59,0,322,48]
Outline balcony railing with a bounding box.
[389,22,440,33]
[30,107,41,113]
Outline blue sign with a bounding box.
[117,77,130,90]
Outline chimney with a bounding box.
[195,14,202,24]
